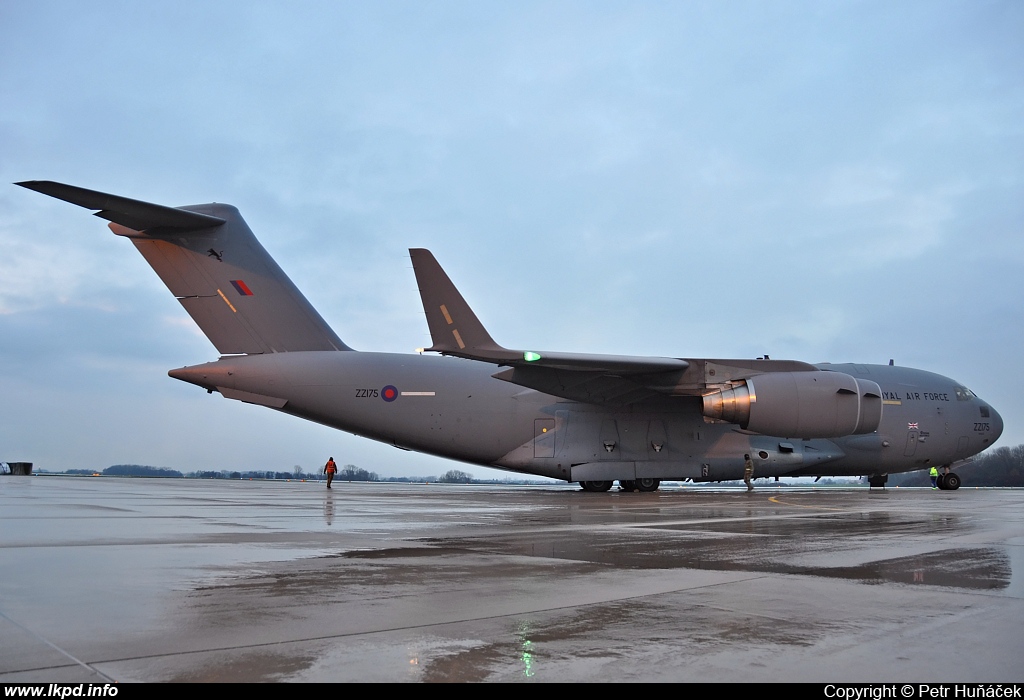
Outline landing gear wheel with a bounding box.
[580,480,613,492]
[944,473,961,490]
[636,478,660,492]
[618,480,636,492]
[868,474,888,488]
[936,474,948,490]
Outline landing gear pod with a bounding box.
[702,371,882,438]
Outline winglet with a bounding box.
[409,249,507,356]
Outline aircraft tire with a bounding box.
[619,480,636,492]
[944,473,961,490]
[636,478,660,492]
[936,474,948,490]
[580,480,613,493]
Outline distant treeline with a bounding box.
[193,464,379,481]
[65,465,186,478]
[889,445,1024,487]
[59,464,544,484]
[62,449,1024,487]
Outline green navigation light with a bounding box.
[524,351,542,362]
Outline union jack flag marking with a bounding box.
[907,422,919,430]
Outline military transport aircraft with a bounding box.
[17,181,1003,491]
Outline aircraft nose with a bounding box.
[987,403,1004,443]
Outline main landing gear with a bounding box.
[937,473,961,490]
[579,479,661,493]
[635,478,660,492]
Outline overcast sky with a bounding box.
[1,1,1021,478]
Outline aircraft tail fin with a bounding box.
[17,181,351,354]
[409,248,504,355]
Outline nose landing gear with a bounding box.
[868,474,888,488]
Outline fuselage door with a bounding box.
[903,431,918,457]
[534,419,556,458]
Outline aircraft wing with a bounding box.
[410,248,817,405]
[410,247,687,376]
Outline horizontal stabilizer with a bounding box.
[16,181,225,232]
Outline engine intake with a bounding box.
[702,371,882,438]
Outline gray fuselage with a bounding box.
[170,352,1003,483]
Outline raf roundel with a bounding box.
[381,385,398,402]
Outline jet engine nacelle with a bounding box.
[702,371,882,438]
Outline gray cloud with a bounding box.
[2,1,1021,475]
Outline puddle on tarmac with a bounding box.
[171,533,1013,681]
[167,649,322,683]
[437,528,1011,591]
[340,546,464,559]
[415,597,824,681]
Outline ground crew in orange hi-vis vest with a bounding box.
[324,457,337,489]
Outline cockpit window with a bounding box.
[954,386,976,401]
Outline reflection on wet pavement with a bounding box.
[437,512,1011,590]
[2,479,1022,682]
